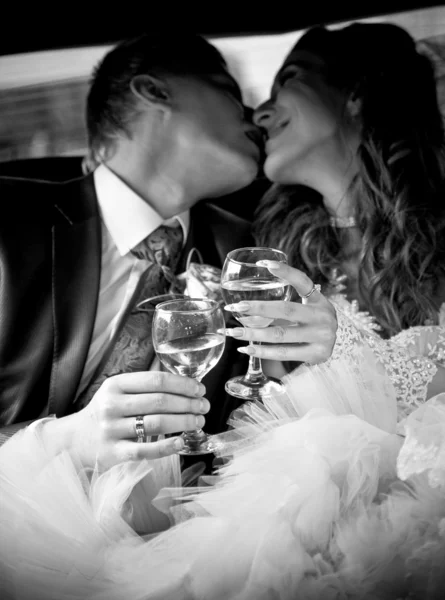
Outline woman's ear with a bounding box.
[130,74,171,108]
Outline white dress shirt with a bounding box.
[74,164,189,401]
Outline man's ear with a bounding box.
[346,90,362,120]
[130,74,171,108]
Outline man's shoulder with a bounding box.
[0,176,57,219]
[0,174,55,191]
[191,201,254,265]
[193,201,251,233]
[0,174,97,222]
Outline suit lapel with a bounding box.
[48,175,101,416]
[189,202,254,266]
[176,207,219,275]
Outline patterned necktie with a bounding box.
[76,222,184,408]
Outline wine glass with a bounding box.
[152,298,225,455]
[136,293,188,314]
[221,247,291,401]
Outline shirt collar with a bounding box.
[93,164,190,256]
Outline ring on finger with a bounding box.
[134,415,146,443]
[299,283,321,300]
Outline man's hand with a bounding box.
[73,371,209,469]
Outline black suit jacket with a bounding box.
[0,174,253,439]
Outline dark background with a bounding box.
[1,1,443,55]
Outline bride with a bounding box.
[2,21,445,599]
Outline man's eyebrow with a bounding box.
[281,57,323,71]
[220,84,243,105]
[212,74,243,96]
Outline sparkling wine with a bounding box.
[222,277,289,328]
[156,333,225,379]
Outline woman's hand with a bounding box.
[223,261,338,364]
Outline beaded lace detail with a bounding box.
[391,325,445,369]
[328,302,439,421]
[326,268,383,335]
[322,265,444,419]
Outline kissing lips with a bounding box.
[245,128,263,149]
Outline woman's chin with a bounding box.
[264,154,297,185]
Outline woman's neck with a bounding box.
[338,227,362,259]
[316,151,358,218]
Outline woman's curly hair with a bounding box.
[254,23,445,338]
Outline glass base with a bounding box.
[177,429,219,456]
[225,374,286,401]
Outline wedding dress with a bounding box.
[1,302,445,600]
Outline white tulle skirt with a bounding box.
[2,357,445,599]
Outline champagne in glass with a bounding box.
[221,277,288,328]
[156,333,225,380]
[221,247,290,401]
[153,298,225,455]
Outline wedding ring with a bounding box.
[134,415,146,443]
[299,283,321,299]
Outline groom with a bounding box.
[0,33,263,467]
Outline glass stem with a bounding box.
[248,342,262,374]
[245,341,266,383]
[183,375,207,438]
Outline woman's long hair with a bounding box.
[254,23,445,338]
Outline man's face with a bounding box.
[164,67,263,198]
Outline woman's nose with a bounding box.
[253,101,274,128]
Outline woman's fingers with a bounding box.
[236,342,333,364]
[256,261,321,303]
[224,300,321,324]
[222,261,337,365]
[224,323,331,345]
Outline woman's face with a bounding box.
[254,46,359,186]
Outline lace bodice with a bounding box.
[391,325,445,368]
[328,294,444,422]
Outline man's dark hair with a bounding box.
[85,33,227,164]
